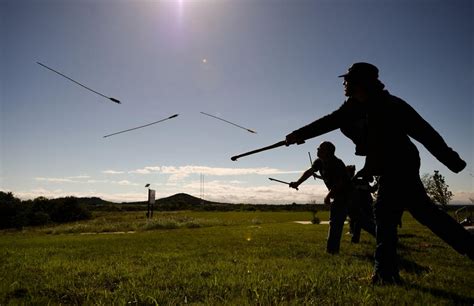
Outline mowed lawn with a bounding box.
[1,211,473,305]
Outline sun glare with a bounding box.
[176,0,184,23]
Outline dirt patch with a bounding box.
[293,221,348,225]
[79,231,136,235]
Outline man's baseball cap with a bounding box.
[338,62,379,81]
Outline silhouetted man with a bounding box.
[285,62,473,284]
[289,141,352,254]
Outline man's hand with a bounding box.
[289,182,299,190]
[446,151,466,173]
[324,194,332,205]
[285,132,304,146]
[285,133,296,146]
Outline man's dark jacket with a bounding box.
[287,90,465,176]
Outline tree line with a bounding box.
[0,170,462,229]
[0,192,91,229]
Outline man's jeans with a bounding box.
[374,174,473,279]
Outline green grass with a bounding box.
[0,211,473,305]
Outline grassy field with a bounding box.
[0,210,473,305]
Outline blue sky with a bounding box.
[1,0,472,204]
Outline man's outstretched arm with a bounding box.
[285,105,348,145]
[403,101,466,173]
[289,168,317,189]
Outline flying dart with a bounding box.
[308,152,322,180]
[200,112,256,134]
[103,114,179,138]
[37,61,121,104]
[268,177,298,190]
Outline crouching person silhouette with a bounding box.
[289,141,352,254]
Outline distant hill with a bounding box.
[155,193,228,210]
[112,192,323,212]
[157,193,212,206]
[103,193,226,211]
[89,193,473,213]
[33,193,472,213]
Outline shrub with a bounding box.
[0,193,91,229]
[0,192,22,229]
[30,212,51,226]
[50,197,91,223]
[311,210,320,224]
[421,170,453,210]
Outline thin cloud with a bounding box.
[36,176,92,183]
[114,180,139,186]
[14,181,473,205]
[86,179,109,184]
[182,180,328,204]
[26,180,323,204]
[160,165,299,176]
[35,177,107,184]
[67,175,91,179]
[451,191,474,204]
[102,170,125,174]
[168,173,190,183]
[129,165,301,177]
[129,166,161,174]
[35,177,76,183]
